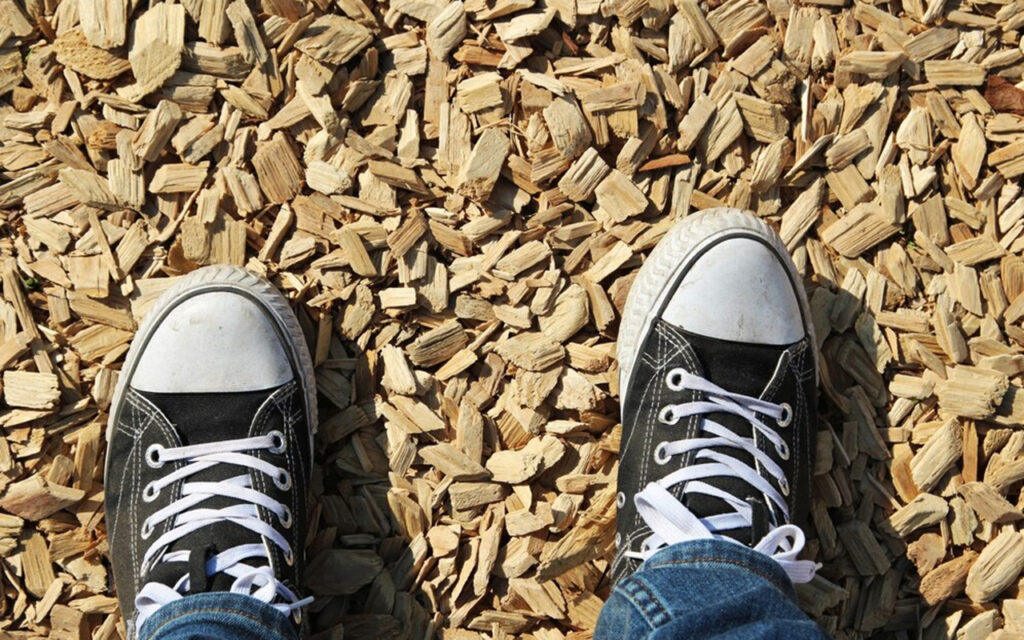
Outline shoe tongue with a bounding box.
[682,329,786,398]
[675,328,791,545]
[142,390,270,446]
[139,389,273,594]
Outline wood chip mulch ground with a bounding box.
[5,0,1024,637]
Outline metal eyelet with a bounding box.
[141,520,154,539]
[146,444,165,468]
[658,406,677,425]
[284,549,295,566]
[614,532,622,547]
[776,441,790,461]
[142,482,160,503]
[780,477,790,496]
[279,506,293,528]
[616,492,626,508]
[666,370,685,389]
[275,470,292,491]
[268,430,287,454]
[292,609,303,625]
[654,442,671,465]
[776,403,793,428]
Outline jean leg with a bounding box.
[595,539,827,640]
[137,593,299,640]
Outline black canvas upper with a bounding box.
[612,319,817,584]
[105,381,311,630]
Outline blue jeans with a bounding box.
[138,593,298,640]
[140,540,825,640]
[595,539,828,639]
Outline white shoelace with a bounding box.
[134,434,312,632]
[625,368,820,584]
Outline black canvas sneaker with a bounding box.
[613,208,819,585]
[105,266,317,637]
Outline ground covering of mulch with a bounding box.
[6,0,1024,638]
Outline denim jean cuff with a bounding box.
[641,538,798,600]
[137,592,299,640]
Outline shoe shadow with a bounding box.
[300,326,417,638]
[798,271,993,637]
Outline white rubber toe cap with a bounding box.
[662,237,805,345]
[130,291,293,393]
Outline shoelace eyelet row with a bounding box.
[140,501,294,541]
[651,372,793,531]
[146,431,289,470]
[621,367,818,585]
[133,431,308,633]
[660,403,794,438]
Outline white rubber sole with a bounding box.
[617,208,817,405]
[104,266,317,478]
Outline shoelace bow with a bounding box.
[626,368,820,584]
[134,434,311,632]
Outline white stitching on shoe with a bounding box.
[612,525,653,578]
[130,434,140,584]
[246,382,301,580]
[658,326,702,505]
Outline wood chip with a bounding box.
[0,476,85,520]
[921,551,978,605]
[821,204,899,257]
[888,493,948,537]
[910,418,962,492]
[496,332,565,371]
[966,530,1024,603]
[294,15,373,65]
[125,3,186,101]
[958,482,1024,524]
[2,371,59,410]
